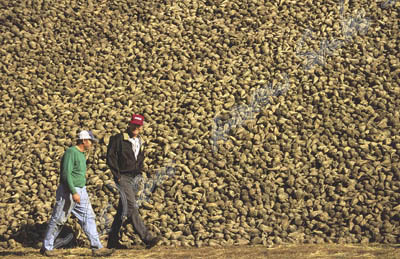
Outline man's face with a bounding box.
[131,125,143,137]
[83,139,93,151]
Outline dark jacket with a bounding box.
[106,130,145,180]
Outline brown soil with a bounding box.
[0,244,399,259]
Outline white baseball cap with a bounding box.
[78,130,98,142]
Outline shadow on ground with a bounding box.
[9,223,78,249]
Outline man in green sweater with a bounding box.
[41,130,114,257]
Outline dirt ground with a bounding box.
[0,244,399,259]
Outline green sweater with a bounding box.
[60,146,86,194]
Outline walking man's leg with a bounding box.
[126,175,160,248]
[72,187,114,256]
[107,175,159,249]
[42,185,74,254]
[107,199,124,248]
[122,176,152,241]
[72,187,102,248]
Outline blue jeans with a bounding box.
[43,184,103,250]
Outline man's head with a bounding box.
[77,130,98,151]
[129,114,144,137]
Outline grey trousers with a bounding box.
[108,174,151,245]
[43,185,103,250]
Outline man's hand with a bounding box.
[114,175,121,184]
[72,193,81,204]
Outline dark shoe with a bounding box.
[107,241,128,249]
[92,248,115,257]
[145,236,161,249]
[40,247,57,257]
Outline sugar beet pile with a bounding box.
[0,0,399,249]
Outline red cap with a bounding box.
[130,114,144,125]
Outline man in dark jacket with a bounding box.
[106,114,160,249]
